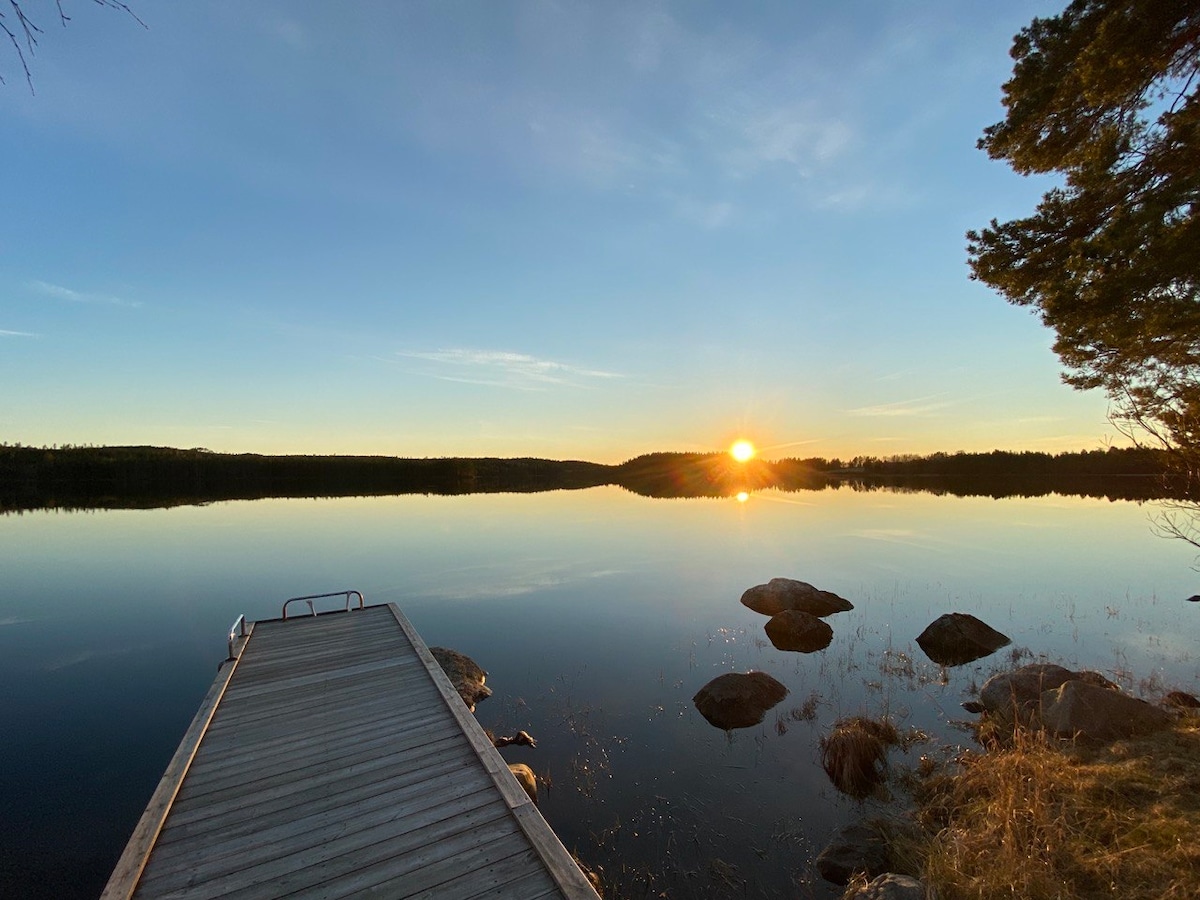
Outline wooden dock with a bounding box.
[102,600,601,899]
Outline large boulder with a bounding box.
[764,610,833,652]
[1040,680,1172,741]
[915,612,1010,666]
[814,822,890,886]
[740,578,853,617]
[692,672,788,730]
[430,646,492,712]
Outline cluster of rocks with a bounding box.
[692,578,856,730]
[429,646,541,805]
[815,821,934,898]
[742,577,853,653]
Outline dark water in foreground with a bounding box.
[1,487,1198,898]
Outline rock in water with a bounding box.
[692,672,788,730]
[915,612,1010,666]
[814,822,890,886]
[429,646,492,712]
[740,578,853,617]
[1164,690,1200,710]
[507,763,538,804]
[764,610,833,652]
[1040,680,1172,741]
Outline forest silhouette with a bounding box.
[0,444,1183,513]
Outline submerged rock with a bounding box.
[814,822,890,886]
[1164,690,1200,710]
[490,730,537,748]
[692,671,788,730]
[430,646,492,712]
[915,612,1010,666]
[740,578,853,617]
[764,609,833,652]
[845,874,929,900]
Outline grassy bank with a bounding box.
[901,717,1200,899]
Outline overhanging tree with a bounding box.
[968,1,1200,490]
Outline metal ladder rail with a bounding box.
[280,589,365,620]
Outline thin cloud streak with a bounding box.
[1,329,38,337]
[397,349,623,391]
[26,280,141,308]
[845,396,954,417]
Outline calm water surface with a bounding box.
[2,486,1198,898]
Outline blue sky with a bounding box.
[0,0,1116,463]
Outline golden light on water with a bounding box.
[730,440,756,462]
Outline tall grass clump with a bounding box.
[913,719,1200,899]
[820,716,901,799]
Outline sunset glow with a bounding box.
[730,440,756,462]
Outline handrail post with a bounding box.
[226,614,247,661]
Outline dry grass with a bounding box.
[912,718,1200,899]
[820,716,901,799]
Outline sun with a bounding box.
[730,440,756,463]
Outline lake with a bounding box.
[2,486,1197,898]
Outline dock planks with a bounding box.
[102,603,600,900]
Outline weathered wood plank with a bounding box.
[153,732,468,846]
[150,803,518,900]
[178,711,452,792]
[169,727,469,816]
[282,824,533,900]
[136,782,501,894]
[156,724,463,830]
[194,675,438,743]
[143,762,494,874]
[178,700,446,784]
[407,851,562,900]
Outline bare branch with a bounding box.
[2,0,145,91]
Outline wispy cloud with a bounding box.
[271,19,309,50]
[26,280,141,308]
[846,395,954,417]
[1,329,38,337]
[396,349,623,391]
[718,100,854,177]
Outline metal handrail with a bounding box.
[281,590,365,620]
[227,614,248,660]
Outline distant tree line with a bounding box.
[0,445,610,512]
[797,447,1168,478]
[0,444,1184,513]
